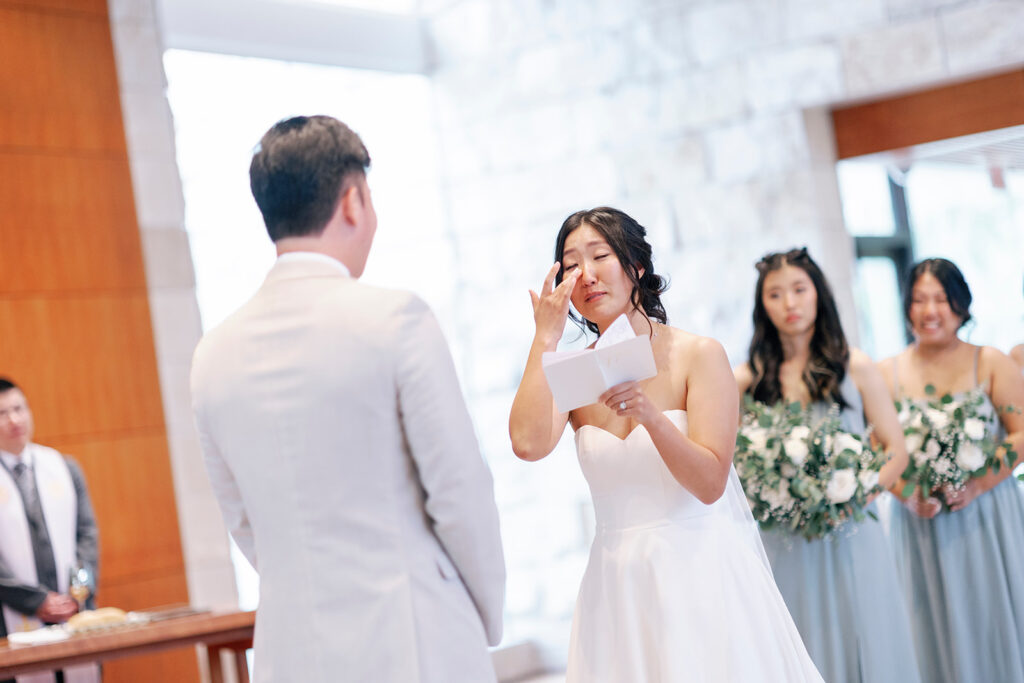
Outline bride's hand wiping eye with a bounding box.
[530,262,580,346]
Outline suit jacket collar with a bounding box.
[266,252,353,283]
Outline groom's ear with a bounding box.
[339,183,362,228]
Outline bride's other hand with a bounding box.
[530,262,580,346]
[601,381,659,426]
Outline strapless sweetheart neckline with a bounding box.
[574,409,686,442]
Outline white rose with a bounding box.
[932,457,952,475]
[925,439,941,459]
[898,406,911,423]
[955,442,986,472]
[858,469,879,490]
[780,463,797,478]
[789,425,811,441]
[905,432,924,457]
[762,481,794,511]
[926,409,950,430]
[745,427,768,452]
[913,450,931,467]
[910,412,924,429]
[963,418,986,441]
[833,433,863,455]
[783,437,809,466]
[826,469,858,503]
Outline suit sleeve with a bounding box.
[66,457,99,607]
[395,295,506,645]
[0,559,47,616]
[192,351,258,571]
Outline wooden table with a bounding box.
[0,609,255,682]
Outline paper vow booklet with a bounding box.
[542,314,658,413]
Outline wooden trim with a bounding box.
[832,69,1024,159]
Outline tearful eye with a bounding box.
[564,264,579,272]
[595,254,609,260]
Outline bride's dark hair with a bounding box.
[747,247,849,408]
[554,207,668,335]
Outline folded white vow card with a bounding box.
[542,314,658,413]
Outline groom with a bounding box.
[191,115,505,683]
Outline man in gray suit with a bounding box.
[191,116,505,683]
[0,378,100,682]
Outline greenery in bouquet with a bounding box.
[735,396,887,541]
[896,385,1018,508]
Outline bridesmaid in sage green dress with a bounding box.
[734,247,921,683]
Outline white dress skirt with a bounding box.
[567,410,822,682]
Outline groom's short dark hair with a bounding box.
[249,115,371,242]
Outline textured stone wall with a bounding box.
[421,0,1024,665]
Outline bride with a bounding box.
[509,207,822,682]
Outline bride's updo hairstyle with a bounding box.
[748,247,850,408]
[554,207,668,336]
[904,258,973,330]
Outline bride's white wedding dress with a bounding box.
[567,410,822,682]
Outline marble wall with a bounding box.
[420,0,1024,665]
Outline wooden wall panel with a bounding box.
[0,294,165,438]
[0,153,145,292]
[0,2,198,680]
[0,6,126,152]
[0,0,107,14]
[46,434,186,581]
[832,69,1024,159]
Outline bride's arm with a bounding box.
[603,337,737,504]
[509,263,580,461]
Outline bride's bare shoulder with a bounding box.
[662,326,727,363]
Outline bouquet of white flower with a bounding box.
[897,385,1018,509]
[735,397,888,541]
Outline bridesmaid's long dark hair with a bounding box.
[554,207,668,336]
[747,247,849,408]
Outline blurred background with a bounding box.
[1,0,1021,679]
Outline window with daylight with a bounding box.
[836,129,1024,361]
[832,71,1024,361]
[164,48,452,609]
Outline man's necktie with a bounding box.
[11,462,60,595]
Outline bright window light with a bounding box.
[164,48,451,609]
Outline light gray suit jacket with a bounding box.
[191,255,505,683]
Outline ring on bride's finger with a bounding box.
[619,401,627,410]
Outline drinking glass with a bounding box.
[69,563,92,612]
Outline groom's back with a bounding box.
[192,264,471,681]
[192,115,502,683]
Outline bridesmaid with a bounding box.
[734,247,921,683]
[878,258,1024,683]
